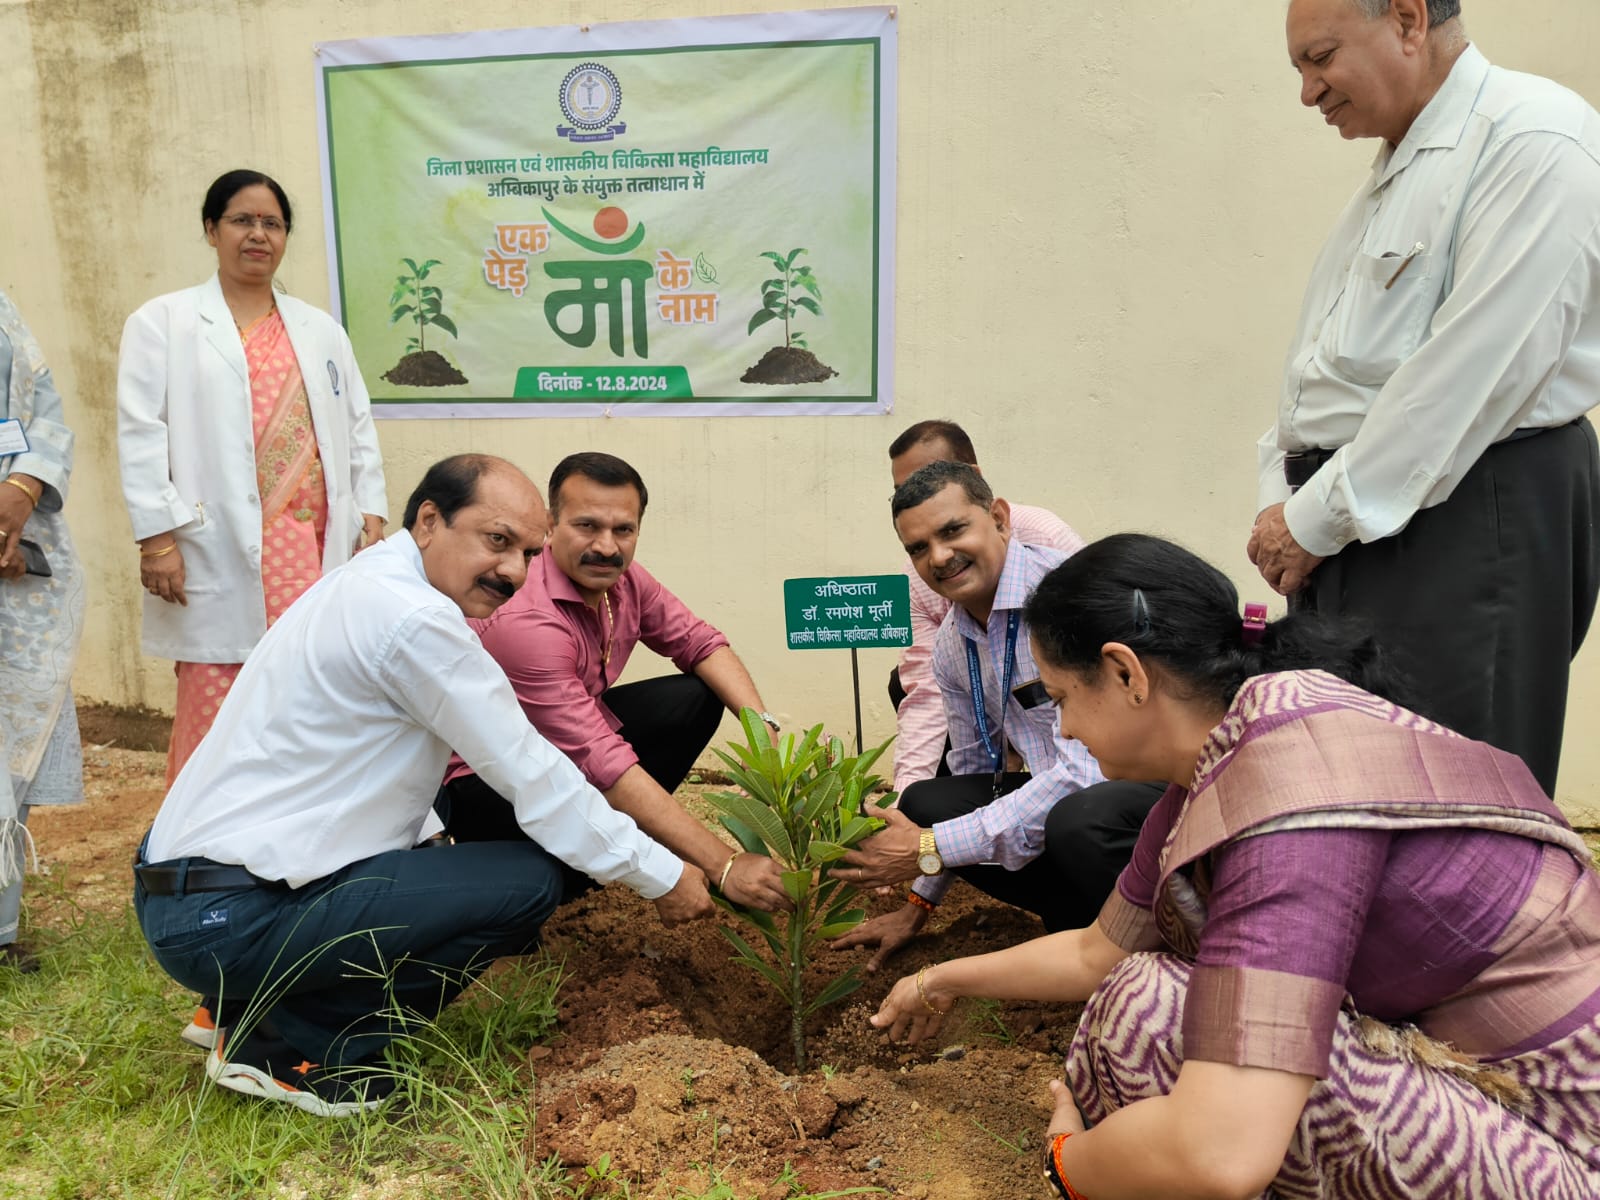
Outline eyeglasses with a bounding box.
[221,213,287,234]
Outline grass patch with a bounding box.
[0,900,576,1198]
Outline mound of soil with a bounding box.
[77,702,171,752]
[741,345,838,385]
[382,350,468,387]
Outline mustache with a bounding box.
[579,551,626,569]
[934,556,972,581]
[477,575,516,599]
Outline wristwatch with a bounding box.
[757,710,781,733]
[917,830,944,876]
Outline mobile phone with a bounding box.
[1012,678,1051,710]
[18,538,51,577]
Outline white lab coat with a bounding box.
[117,274,388,662]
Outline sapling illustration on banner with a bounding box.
[705,709,892,1071]
[741,247,839,385]
[381,257,468,386]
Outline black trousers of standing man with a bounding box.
[439,674,725,843]
[899,775,1165,932]
[1290,419,1600,796]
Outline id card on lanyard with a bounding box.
[964,610,1020,799]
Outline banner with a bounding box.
[314,7,897,418]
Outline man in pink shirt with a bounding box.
[885,421,1085,795]
[440,452,791,913]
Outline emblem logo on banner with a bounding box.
[557,62,626,143]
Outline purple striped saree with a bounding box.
[1074,671,1600,1198]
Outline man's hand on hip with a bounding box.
[1247,503,1325,596]
[835,808,923,889]
[653,864,715,926]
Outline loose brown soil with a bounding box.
[27,712,1082,1199]
[741,346,839,385]
[382,350,468,387]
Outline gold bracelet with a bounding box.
[140,542,179,559]
[3,477,39,506]
[717,852,739,892]
[915,965,945,1015]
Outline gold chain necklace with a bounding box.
[600,591,615,670]
[234,302,277,342]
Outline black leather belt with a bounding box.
[1283,423,1574,491]
[134,860,280,896]
[1283,448,1335,490]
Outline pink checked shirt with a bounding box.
[448,552,728,791]
[893,503,1085,794]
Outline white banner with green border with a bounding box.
[313,7,896,418]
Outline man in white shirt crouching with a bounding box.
[134,453,711,1117]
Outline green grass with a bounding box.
[0,895,879,1200]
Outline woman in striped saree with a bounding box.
[872,533,1600,1199]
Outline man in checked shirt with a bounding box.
[832,461,1165,971]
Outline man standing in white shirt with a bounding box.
[884,420,1084,796]
[134,454,709,1117]
[1250,0,1600,795]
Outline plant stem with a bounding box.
[415,269,427,353]
[789,899,807,1072]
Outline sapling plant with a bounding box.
[747,248,822,350]
[389,257,459,354]
[705,709,893,1071]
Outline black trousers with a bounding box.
[1299,420,1600,796]
[899,775,1165,932]
[441,673,725,843]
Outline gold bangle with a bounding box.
[717,852,739,892]
[140,542,179,559]
[3,477,39,506]
[915,965,945,1015]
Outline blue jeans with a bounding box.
[133,839,566,1066]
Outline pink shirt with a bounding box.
[892,503,1085,794]
[448,551,728,791]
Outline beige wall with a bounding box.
[4,0,1598,816]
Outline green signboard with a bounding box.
[783,574,911,651]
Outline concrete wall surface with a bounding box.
[4,0,1598,817]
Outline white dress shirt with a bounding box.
[1259,45,1600,557]
[144,531,683,897]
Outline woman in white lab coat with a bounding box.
[117,169,388,787]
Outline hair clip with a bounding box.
[1242,602,1268,647]
[1131,588,1152,637]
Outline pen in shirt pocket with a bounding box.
[1384,242,1426,289]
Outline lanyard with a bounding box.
[964,610,1021,783]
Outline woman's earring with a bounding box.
[1133,693,1144,705]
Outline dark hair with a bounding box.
[888,420,978,465]
[201,170,293,233]
[548,452,648,517]
[890,460,994,520]
[1023,533,1423,713]
[403,454,503,529]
